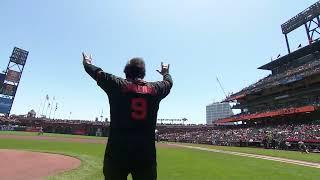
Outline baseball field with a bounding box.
[0,131,319,180]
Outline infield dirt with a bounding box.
[0,149,81,180]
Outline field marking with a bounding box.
[168,144,320,169]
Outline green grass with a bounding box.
[0,131,106,139]
[158,147,320,180]
[182,143,320,163]
[0,132,320,180]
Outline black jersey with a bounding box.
[84,63,173,166]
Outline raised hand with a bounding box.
[156,62,170,75]
[82,52,93,65]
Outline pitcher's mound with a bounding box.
[0,149,81,180]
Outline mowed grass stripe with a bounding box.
[0,131,106,139]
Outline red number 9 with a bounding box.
[131,98,147,120]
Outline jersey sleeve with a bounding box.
[153,73,173,99]
[84,63,124,94]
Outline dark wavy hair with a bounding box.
[124,57,146,79]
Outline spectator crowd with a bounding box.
[228,59,320,100]
[159,123,320,148]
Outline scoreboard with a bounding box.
[0,47,28,114]
[0,83,17,96]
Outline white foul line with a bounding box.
[168,143,320,169]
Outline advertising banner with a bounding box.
[25,127,39,132]
[0,73,5,83]
[73,129,86,135]
[0,97,13,114]
[280,75,304,85]
[5,70,21,83]
[10,47,28,65]
[0,83,17,96]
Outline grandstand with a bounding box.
[157,2,320,152]
[0,116,188,137]
[0,116,109,136]
[216,1,320,126]
[216,40,320,125]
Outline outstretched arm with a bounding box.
[157,62,173,86]
[82,52,103,80]
[82,52,124,93]
[154,62,173,98]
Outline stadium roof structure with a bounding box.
[258,40,320,70]
[215,105,317,124]
[281,1,320,35]
[281,1,320,53]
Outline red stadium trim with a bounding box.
[223,94,246,102]
[215,105,317,124]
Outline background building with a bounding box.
[206,102,233,124]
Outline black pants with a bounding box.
[103,158,157,180]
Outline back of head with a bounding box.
[124,57,146,80]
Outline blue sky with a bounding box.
[0,0,317,123]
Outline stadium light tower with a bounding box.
[100,109,103,121]
[182,118,188,125]
[281,1,320,53]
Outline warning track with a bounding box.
[168,144,320,169]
